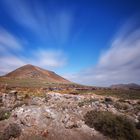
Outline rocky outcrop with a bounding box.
[0,91,139,140]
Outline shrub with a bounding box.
[0,123,21,140]
[24,94,30,99]
[104,97,113,103]
[114,102,130,110]
[136,122,140,129]
[84,110,140,140]
[136,116,140,129]
[0,109,11,121]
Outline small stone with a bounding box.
[41,129,49,138]
[9,90,18,94]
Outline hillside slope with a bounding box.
[0,64,70,87]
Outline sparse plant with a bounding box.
[136,116,140,130]
[0,108,11,121]
[114,102,130,110]
[104,97,113,102]
[84,110,140,140]
[0,123,21,140]
[24,93,30,99]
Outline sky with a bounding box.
[0,0,140,86]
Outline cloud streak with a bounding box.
[0,0,73,75]
[0,28,67,75]
[0,0,70,75]
[0,28,23,52]
[30,49,67,68]
[66,20,140,86]
[2,0,74,45]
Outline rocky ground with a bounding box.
[0,91,140,140]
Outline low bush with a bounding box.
[84,110,140,140]
[0,108,11,121]
[136,116,140,129]
[104,97,113,103]
[0,123,21,140]
[114,102,130,110]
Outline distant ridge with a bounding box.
[1,64,70,84]
[110,83,140,90]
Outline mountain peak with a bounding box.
[21,64,38,69]
[23,64,34,67]
[2,64,70,84]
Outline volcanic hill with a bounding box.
[0,64,71,87]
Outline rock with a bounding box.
[45,92,62,100]
[2,92,17,108]
[62,114,70,124]
[30,97,44,106]
[107,107,118,114]
[12,105,56,128]
[65,121,78,129]
[0,90,138,140]
[9,90,18,94]
[41,129,49,138]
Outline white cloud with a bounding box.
[0,1,71,75]
[0,28,67,75]
[0,49,67,75]
[28,49,67,68]
[2,0,74,44]
[2,0,40,32]
[65,20,140,86]
[0,28,23,51]
[0,55,26,75]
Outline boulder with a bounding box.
[2,92,17,108]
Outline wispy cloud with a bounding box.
[0,28,26,74]
[65,19,140,86]
[0,0,72,75]
[0,55,26,75]
[0,28,23,51]
[2,0,74,45]
[2,0,40,32]
[0,28,67,75]
[30,49,67,68]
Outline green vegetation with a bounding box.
[114,102,130,110]
[0,109,11,121]
[84,110,140,140]
[0,77,75,88]
[0,77,140,100]
[76,89,140,100]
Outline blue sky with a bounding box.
[0,0,140,86]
